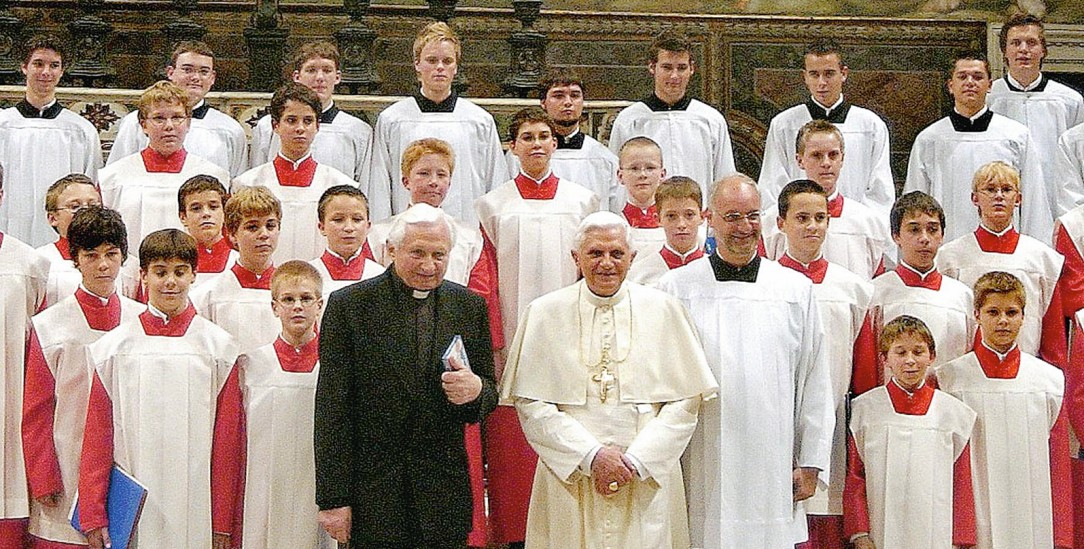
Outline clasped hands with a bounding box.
[591,445,637,496]
[442,355,482,405]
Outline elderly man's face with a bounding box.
[572,226,634,297]
[707,181,761,265]
[390,221,452,291]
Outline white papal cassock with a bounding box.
[100,149,231,252]
[758,100,894,222]
[871,265,975,369]
[250,104,373,184]
[658,256,833,549]
[232,154,357,264]
[608,95,736,201]
[107,101,250,177]
[501,281,718,549]
[0,233,47,525]
[904,109,1050,242]
[191,263,280,354]
[368,94,506,224]
[0,101,101,246]
[505,131,623,212]
[35,238,141,307]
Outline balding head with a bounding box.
[707,174,761,266]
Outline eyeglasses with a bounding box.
[177,65,213,77]
[275,295,319,307]
[51,202,99,214]
[976,185,1018,197]
[718,211,762,224]
[146,115,189,127]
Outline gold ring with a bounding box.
[608,481,619,492]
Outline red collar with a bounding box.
[273,336,319,373]
[139,303,197,336]
[361,240,375,262]
[974,225,1020,254]
[778,253,829,284]
[273,154,318,187]
[231,263,274,290]
[514,172,560,200]
[54,236,71,260]
[827,193,844,218]
[894,263,942,290]
[320,249,366,281]
[886,380,935,415]
[975,342,1021,379]
[623,203,659,228]
[659,246,705,270]
[141,147,187,174]
[75,288,122,331]
[197,238,233,273]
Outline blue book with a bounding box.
[69,464,148,549]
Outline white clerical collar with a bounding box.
[664,242,701,261]
[146,302,171,322]
[32,99,57,114]
[518,169,554,185]
[954,105,989,122]
[277,151,313,170]
[79,284,112,305]
[825,190,840,202]
[782,251,823,269]
[582,281,627,308]
[322,101,336,113]
[980,340,1017,361]
[626,200,654,214]
[890,376,926,396]
[192,99,206,111]
[899,260,937,280]
[563,128,581,140]
[979,222,1015,237]
[811,95,844,115]
[327,246,363,264]
[1007,72,1043,92]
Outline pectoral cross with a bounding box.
[592,365,615,403]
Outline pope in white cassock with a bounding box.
[501,212,718,548]
[658,175,833,549]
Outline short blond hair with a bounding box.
[971,160,1020,193]
[45,173,95,213]
[225,186,282,235]
[878,315,936,356]
[413,22,461,64]
[137,80,192,120]
[271,260,323,299]
[401,138,455,176]
[796,119,844,156]
[974,270,1026,312]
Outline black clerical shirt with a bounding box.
[709,252,760,283]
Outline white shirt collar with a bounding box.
[664,242,702,261]
[954,105,989,122]
[1007,72,1043,92]
[326,246,363,264]
[518,169,554,184]
[782,251,824,269]
[79,283,112,305]
[276,151,313,170]
[979,222,1015,237]
[147,302,170,321]
[322,101,335,113]
[981,340,1017,361]
[811,95,844,115]
[899,260,937,280]
[890,376,926,395]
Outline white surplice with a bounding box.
[35,241,141,308]
[107,104,250,177]
[870,269,975,368]
[307,253,384,296]
[1056,122,1084,213]
[250,107,373,183]
[505,134,623,212]
[190,269,279,354]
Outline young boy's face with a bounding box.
[884,332,934,391]
[415,39,457,96]
[22,48,63,97]
[179,190,225,247]
[403,153,452,208]
[971,177,1020,230]
[976,292,1025,353]
[777,192,829,260]
[141,257,196,317]
[657,197,703,254]
[318,195,370,259]
[230,214,280,268]
[293,56,341,106]
[75,242,124,297]
[48,184,100,238]
[510,120,557,174]
[272,99,318,160]
[140,100,190,157]
[618,145,666,207]
[893,211,943,272]
[272,277,323,337]
[796,132,844,196]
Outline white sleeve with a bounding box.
[515,397,602,484]
[106,113,142,166]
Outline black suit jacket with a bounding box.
[315,268,498,546]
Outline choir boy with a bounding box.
[762,120,889,280]
[1055,122,1084,211]
[310,185,384,295]
[937,271,1073,549]
[475,106,599,548]
[22,207,143,548]
[100,80,230,251]
[0,35,101,246]
[178,175,237,287]
[79,229,244,549]
[191,186,282,354]
[773,179,878,549]
[937,161,1066,367]
[241,261,333,548]
[844,315,977,549]
[251,41,373,185]
[37,175,102,306]
[107,41,249,177]
[233,83,356,264]
[871,191,975,370]
[626,176,706,286]
[368,22,505,224]
[616,136,668,257]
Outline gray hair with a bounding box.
[387,203,457,249]
[573,211,632,250]
[707,173,759,211]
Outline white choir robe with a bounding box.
[100,150,231,252]
[630,226,666,259]
[757,101,895,222]
[107,103,250,177]
[761,195,890,280]
[988,76,1084,216]
[904,112,1051,242]
[231,157,357,263]
[191,265,279,354]
[846,384,976,549]
[505,133,623,212]
[627,246,706,288]
[500,281,718,549]
[308,250,384,295]
[936,349,1072,549]
[608,98,737,200]
[1056,123,1084,213]
[22,290,142,544]
[0,233,48,522]
[368,96,506,224]
[871,267,975,369]
[368,212,483,287]
[35,239,141,307]
[936,227,1064,359]
[250,106,374,183]
[658,257,834,549]
[241,338,334,549]
[0,105,101,246]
